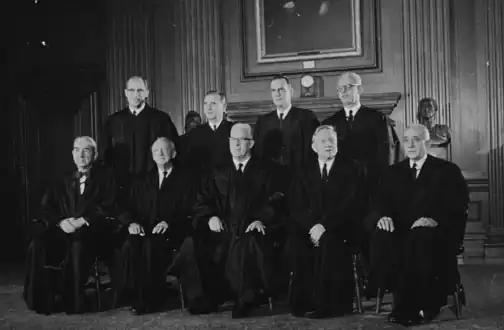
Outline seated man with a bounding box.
[117,137,196,315]
[172,123,276,318]
[24,136,118,314]
[365,124,469,326]
[286,125,363,318]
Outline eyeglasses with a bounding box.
[229,137,252,143]
[336,84,360,93]
[126,89,146,93]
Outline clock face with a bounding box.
[301,75,314,88]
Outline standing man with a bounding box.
[365,124,469,326]
[322,72,390,195]
[182,91,234,172]
[254,75,319,178]
[287,125,362,318]
[24,137,119,315]
[117,137,196,315]
[100,76,179,193]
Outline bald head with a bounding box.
[336,72,362,107]
[229,123,254,161]
[403,124,431,161]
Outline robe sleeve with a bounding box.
[192,170,219,229]
[39,185,62,228]
[248,170,275,226]
[302,111,320,162]
[429,163,469,246]
[288,174,319,231]
[364,167,395,234]
[82,171,117,227]
[161,114,180,151]
[319,166,361,231]
[117,180,139,227]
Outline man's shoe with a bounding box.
[131,304,149,315]
[419,308,440,324]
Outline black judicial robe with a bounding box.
[253,107,319,171]
[181,120,234,171]
[322,106,389,192]
[175,157,276,308]
[24,165,117,314]
[365,155,469,315]
[286,156,362,314]
[100,105,179,187]
[117,166,197,307]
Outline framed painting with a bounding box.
[238,0,380,77]
[256,0,361,63]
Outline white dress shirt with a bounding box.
[208,119,223,131]
[318,157,335,177]
[409,154,428,178]
[343,102,361,118]
[233,156,251,172]
[79,174,87,195]
[130,103,146,116]
[158,166,173,188]
[277,105,292,120]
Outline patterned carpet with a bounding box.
[1,263,504,329]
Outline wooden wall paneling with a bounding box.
[176,0,223,122]
[484,0,504,232]
[403,0,451,131]
[105,0,156,116]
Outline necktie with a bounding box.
[213,124,217,131]
[79,174,87,195]
[411,163,417,181]
[322,163,328,181]
[160,170,168,189]
[347,110,354,129]
[237,163,243,176]
[279,113,284,121]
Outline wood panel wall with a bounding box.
[100,0,504,236]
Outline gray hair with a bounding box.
[338,71,362,86]
[151,137,176,153]
[73,136,98,161]
[231,122,254,139]
[405,124,431,141]
[126,76,149,90]
[312,125,338,143]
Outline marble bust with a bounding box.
[417,97,452,159]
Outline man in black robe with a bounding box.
[253,75,320,289]
[181,91,234,172]
[100,76,179,192]
[365,124,469,326]
[286,125,362,318]
[117,137,196,314]
[322,72,390,196]
[24,136,119,314]
[172,123,275,318]
[253,75,320,193]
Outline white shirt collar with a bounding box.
[277,104,292,120]
[318,157,335,175]
[344,102,361,117]
[233,156,251,171]
[129,102,146,115]
[208,119,223,131]
[409,154,428,172]
[158,166,173,187]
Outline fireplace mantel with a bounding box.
[227,92,402,123]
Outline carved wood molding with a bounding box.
[485,0,504,228]
[227,92,401,123]
[402,0,451,127]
